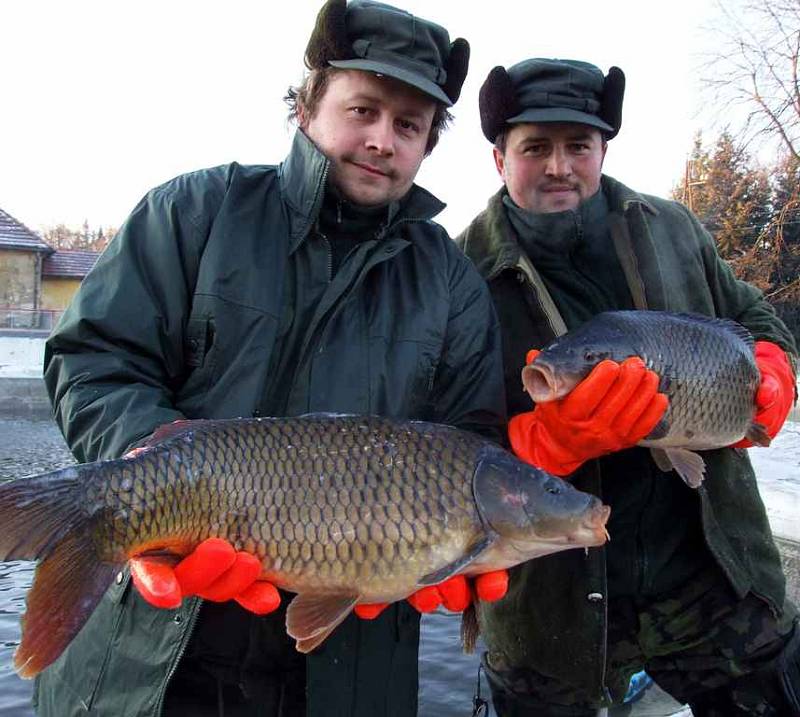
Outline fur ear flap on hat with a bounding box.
[305,0,354,70]
[600,66,625,139]
[479,66,520,143]
[443,38,470,105]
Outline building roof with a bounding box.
[0,207,52,252]
[42,250,100,278]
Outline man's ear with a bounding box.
[297,103,309,129]
[493,146,507,180]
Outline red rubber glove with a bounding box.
[510,351,668,476]
[130,538,280,615]
[732,341,797,448]
[354,570,509,620]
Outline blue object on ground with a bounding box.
[623,670,654,704]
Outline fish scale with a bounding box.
[90,416,481,595]
[0,413,610,676]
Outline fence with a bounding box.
[0,309,63,332]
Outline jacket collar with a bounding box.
[278,130,446,254]
[459,173,658,281]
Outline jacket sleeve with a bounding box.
[684,206,798,367]
[44,173,222,463]
[429,238,507,444]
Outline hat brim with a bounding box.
[328,58,452,106]
[506,107,614,133]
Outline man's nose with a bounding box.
[366,117,395,156]
[545,148,571,177]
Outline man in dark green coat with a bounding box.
[457,58,800,715]
[37,2,507,715]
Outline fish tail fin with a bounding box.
[0,467,119,678]
[461,603,480,654]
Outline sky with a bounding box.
[1,0,720,239]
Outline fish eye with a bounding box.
[546,483,562,495]
[584,351,596,362]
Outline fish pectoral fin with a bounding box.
[417,535,494,587]
[286,592,359,654]
[662,448,707,489]
[745,421,772,448]
[649,447,673,473]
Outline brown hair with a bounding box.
[284,66,453,156]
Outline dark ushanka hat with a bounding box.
[479,58,625,142]
[305,0,470,106]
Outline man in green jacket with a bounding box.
[37,2,508,715]
[457,58,800,715]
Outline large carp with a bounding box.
[0,413,610,678]
[522,310,770,488]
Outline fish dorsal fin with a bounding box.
[661,447,707,488]
[417,535,494,587]
[671,312,755,349]
[286,592,359,654]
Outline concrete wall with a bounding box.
[0,334,46,378]
[0,249,38,310]
[0,334,50,418]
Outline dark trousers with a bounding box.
[485,568,800,716]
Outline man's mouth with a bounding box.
[541,184,576,193]
[350,160,391,178]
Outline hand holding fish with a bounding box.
[732,341,797,448]
[130,538,281,614]
[509,350,668,476]
[129,538,508,618]
[354,569,509,619]
[516,311,788,487]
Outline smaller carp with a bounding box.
[522,311,770,487]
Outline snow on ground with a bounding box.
[749,420,800,542]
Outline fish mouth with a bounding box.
[566,503,611,547]
[521,361,574,403]
[524,502,611,549]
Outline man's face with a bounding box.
[494,122,607,213]
[300,70,436,207]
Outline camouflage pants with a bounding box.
[484,567,799,716]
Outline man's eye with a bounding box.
[523,145,545,155]
[351,107,371,116]
[397,119,419,133]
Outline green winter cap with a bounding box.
[479,58,625,142]
[305,0,470,106]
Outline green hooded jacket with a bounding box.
[35,130,506,716]
[456,175,798,700]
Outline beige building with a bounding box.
[41,251,100,311]
[0,207,98,330]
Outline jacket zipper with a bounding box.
[307,217,421,360]
[154,598,203,716]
